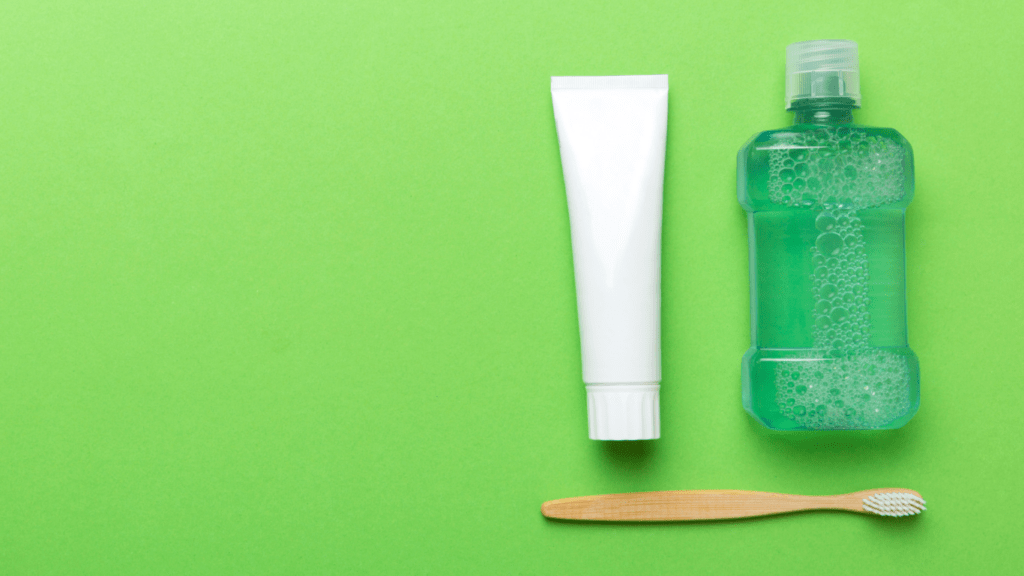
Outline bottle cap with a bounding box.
[586,384,660,440]
[786,39,860,109]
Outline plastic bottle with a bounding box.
[737,40,919,430]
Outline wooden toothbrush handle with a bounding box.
[541,490,863,521]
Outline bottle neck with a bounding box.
[789,97,857,125]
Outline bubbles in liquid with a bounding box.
[815,213,836,231]
[767,128,905,211]
[764,127,909,429]
[816,233,844,256]
[774,350,912,429]
[830,307,848,323]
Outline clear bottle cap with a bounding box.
[785,40,860,109]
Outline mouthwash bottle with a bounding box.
[737,40,919,430]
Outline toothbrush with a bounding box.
[542,489,926,521]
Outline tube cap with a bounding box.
[786,40,860,109]
[586,384,660,440]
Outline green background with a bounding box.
[2,0,1021,573]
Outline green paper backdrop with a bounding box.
[2,1,1022,573]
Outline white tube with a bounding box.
[551,75,668,441]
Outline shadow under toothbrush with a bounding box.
[543,508,924,527]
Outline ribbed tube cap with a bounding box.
[586,384,660,440]
[786,40,860,109]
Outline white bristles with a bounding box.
[862,492,927,517]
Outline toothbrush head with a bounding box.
[862,492,927,517]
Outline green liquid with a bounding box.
[738,119,920,430]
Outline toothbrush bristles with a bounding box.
[862,492,926,517]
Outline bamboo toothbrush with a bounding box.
[542,488,926,521]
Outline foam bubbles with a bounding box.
[810,210,869,349]
[764,127,909,429]
[767,128,904,210]
[774,350,911,429]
